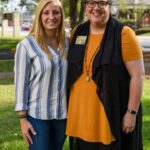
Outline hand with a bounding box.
[122,111,136,134]
[20,118,36,145]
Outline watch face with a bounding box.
[127,109,137,115]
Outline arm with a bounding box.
[122,58,145,134]
[15,43,30,111]
[126,58,145,111]
[14,42,36,144]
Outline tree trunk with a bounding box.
[79,1,85,23]
[69,0,78,28]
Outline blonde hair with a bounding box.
[29,0,66,59]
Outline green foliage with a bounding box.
[0,1,8,14]
[0,0,8,2]
[116,1,146,29]
[62,0,69,18]
[118,18,135,29]
[116,0,127,14]
[119,18,134,24]
[19,0,38,14]
[136,5,145,18]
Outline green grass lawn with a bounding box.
[0,34,25,50]
[0,78,150,150]
[142,79,150,150]
[0,78,69,150]
[0,38,21,50]
[140,32,150,36]
[136,27,150,36]
[0,60,14,72]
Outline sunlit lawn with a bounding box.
[0,78,150,150]
[140,32,150,36]
[0,78,69,150]
[142,79,150,150]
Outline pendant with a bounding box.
[86,75,90,82]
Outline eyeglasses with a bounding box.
[86,1,110,9]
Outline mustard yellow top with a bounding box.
[66,26,143,144]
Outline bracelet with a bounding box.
[18,114,27,119]
[127,109,137,115]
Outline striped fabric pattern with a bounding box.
[14,36,68,120]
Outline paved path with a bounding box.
[0,49,15,60]
[0,72,14,79]
[137,36,150,52]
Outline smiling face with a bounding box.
[41,1,61,33]
[85,0,111,27]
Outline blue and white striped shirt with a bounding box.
[15,36,68,120]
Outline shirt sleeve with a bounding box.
[121,26,143,62]
[14,42,31,111]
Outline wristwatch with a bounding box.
[127,109,137,115]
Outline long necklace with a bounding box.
[84,44,101,82]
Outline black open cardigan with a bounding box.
[67,16,143,150]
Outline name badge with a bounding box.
[75,36,87,45]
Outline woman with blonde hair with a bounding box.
[14,0,68,149]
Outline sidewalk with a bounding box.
[137,36,150,52]
[0,49,15,60]
[0,72,14,79]
[137,36,150,39]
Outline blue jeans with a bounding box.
[27,116,66,150]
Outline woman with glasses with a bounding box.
[66,0,144,150]
[14,0,68,149]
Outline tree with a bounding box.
[116,0,127,14]
[1,0,8,2]
[70,0,85,28]
[0,0,8,14]
[63,0,85,28]
[69,0,78,27]
[19,0,38,14]
[78,0,85,24]
[62,0,69,18]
